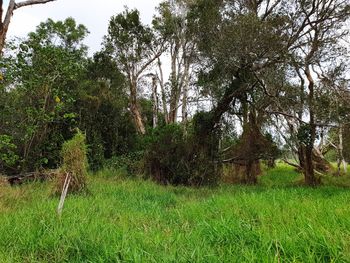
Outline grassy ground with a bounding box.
[1,164,350,262]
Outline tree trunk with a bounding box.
[243,160,260,184]
[181,57,190,124]
[152,75,158,128]
[337,124,347,175]
[303,66,319,186]
[0,29,7,54]
[168,42,180,123]
[130,80,146,135]
[304,146,319,186]
[0,0,15,54]
[210,73,246,129]
[157,58,169,124]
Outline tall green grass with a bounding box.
[1,165,350,262]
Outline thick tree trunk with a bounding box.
[303,66,319,186]
[304,146,320,186]
[210,73,246,129]
[243,160,259,184]
[0,30,6,55]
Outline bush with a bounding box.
[144,121,219,186]
[0,135,19,174]
[103,151,144,176]
[87,132,105,172]
[54,130,88,194]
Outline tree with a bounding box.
[0,17,88,173]
[313,66,350,176]
[189,0,350,185]
[153,0,196,124]
[77,51,137,170]
[188,0,292,183]
[0,0,57,54]
[104,8,164,134]
[285,0,350,185]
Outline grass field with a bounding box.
[1,164,350,262]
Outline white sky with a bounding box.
[4,0,163,55]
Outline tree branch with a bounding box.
[282,159,302,170]
[0,0,56,54]
[136,41,166,79]
[0,0,3,26]
[14,0,56,9]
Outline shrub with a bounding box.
[54,130,88,194]
[87,132,105,172]
[103,151,144,176]
[143,120,219,186]
[0,135,19,174]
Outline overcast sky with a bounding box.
[4,0,163,55]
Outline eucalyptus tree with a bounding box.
[153,0,197,124]
[104,9,165,135]
[0,0,57,54]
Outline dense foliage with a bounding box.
[144,116,219,186]
[0,0,349,187]
[0,18,136,175]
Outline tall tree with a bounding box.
[104,8,164,134]
[153,0,196,124]
[0,0,57,54]
[1,17,88,173]
[286,0,350,185]
[190,0,290,183]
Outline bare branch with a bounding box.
[262,0,281,20]
[267,110,306,124]
[0,0,56,54]
[136,47,164,79]
[14,0,56,9]
[282,159,302,170]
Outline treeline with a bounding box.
[1,0,350,186]
[0,18,139,173]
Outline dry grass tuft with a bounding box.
[0,176,9,187]
[54,131,88,195]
